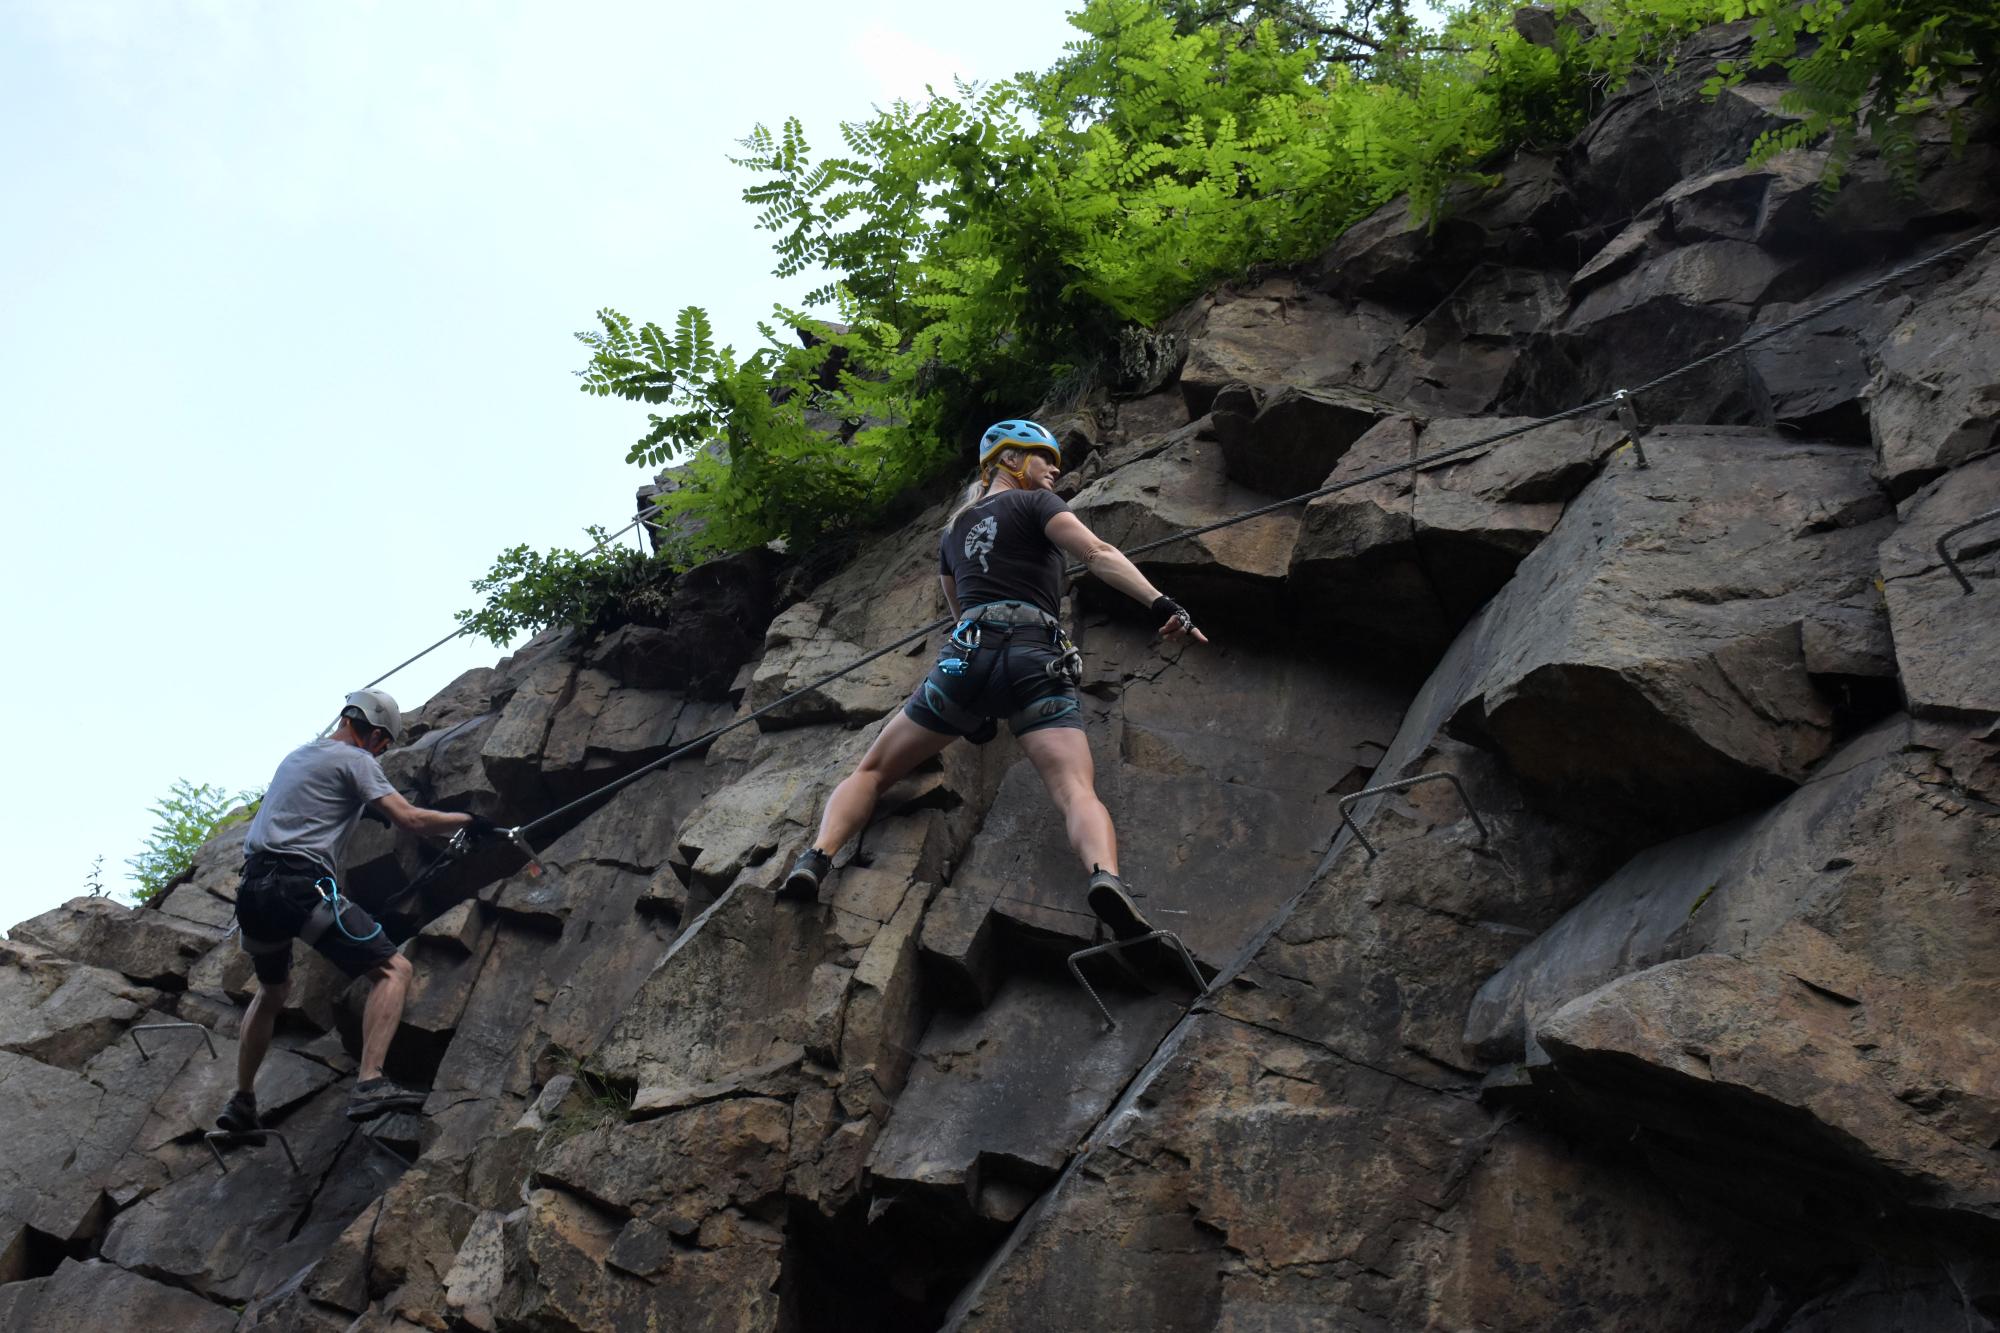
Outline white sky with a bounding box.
[0,0,1083,927]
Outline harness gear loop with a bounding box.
[1048,627,1083,686]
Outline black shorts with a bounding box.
[903,635,1085,740]
[236,855,396,985]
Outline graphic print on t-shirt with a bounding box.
[964,514,998,572]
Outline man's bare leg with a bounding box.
[356,953,413,1082]
[236,979,290,1095]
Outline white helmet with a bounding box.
[343,688,404,742]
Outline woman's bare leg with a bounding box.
[811,712,958,855]
[1017,726,1117,874]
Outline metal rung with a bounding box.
[1939,506,2000,595]
[1066,930,1209,1033]
[1337,771,1490,860]
[204,1129,300,1175]
[1611,389,1651,469]
[130,1022,217,1062]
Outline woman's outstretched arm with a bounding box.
[1044,510,1209,643]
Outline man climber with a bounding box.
[216,688,490,1132]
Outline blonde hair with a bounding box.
[943,446,1029,530]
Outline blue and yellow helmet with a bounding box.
[978,418,1062,467]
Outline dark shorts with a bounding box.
[903,635,1085,740]
[236,855,396,985]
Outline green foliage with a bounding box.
[128,781,261,904]
[85,855,106,898]
[1705,0,2000,192]
[460,0,1990,625]
[455,528,673,647]
[542,1051,635,1144]
[561,0,1601,577]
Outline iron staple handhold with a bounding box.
[1336,771,1491,861]
[1937,506,2000,596]
[1066,930,1210,1032]
[129,1022,218,1062]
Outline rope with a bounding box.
[359,501,666,695]
[319,502,668,739]
[420,222,1996,868]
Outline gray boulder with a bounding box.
[1444,427,1893,835]
[1864,239,2000,499]
[1290,413,1628,657]
[1879,451,2000,717]
[0,1259,234,1333]
[10,896,218,990]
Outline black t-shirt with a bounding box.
[939,489,1070,618]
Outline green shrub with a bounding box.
[455,527,675,647]
[128,780,261,903]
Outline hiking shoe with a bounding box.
[777,848,833,903]
[215,1090,261,1134]
[1086,866,1156,941]
[345,1078,427,1122]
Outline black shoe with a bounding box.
[777,848,832,903]
[215,1090,261,1134]
[346,1078,427,1122]
[1086,866,1156,941]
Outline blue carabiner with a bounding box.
[313,876,384,943]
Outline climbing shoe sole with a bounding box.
[1087,879,1156,941]
[345,1082,428,1122]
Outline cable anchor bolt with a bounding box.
[1611,389,1651,469]
[504,827,551,881]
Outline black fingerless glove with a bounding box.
[1151,595,1195,634]
[465,813,499,839]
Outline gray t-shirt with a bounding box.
[243,739,397,875]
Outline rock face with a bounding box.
[6,24,1998,1332]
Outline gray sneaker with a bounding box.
[1086,866,1156,941]
[346,1078,427,1122]
[777,848,833,903]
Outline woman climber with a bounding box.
[779,417,1207,944]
